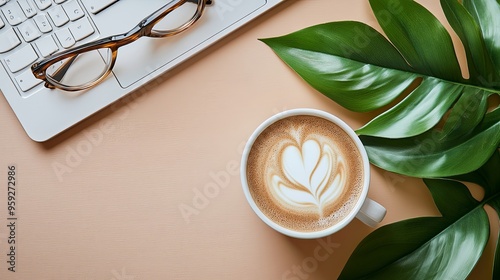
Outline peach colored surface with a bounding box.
[0,0,495,279]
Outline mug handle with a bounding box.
[355,197,386,227]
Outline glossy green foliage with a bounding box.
[339,151,500,280]
[261,0,500,178]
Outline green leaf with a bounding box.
[441,0,499,85]
[360,108,500,177]
[369,0,463,82]
[487,197,500,280]
[260,22,417,112]
[262,21,412,73]
[466,150,500,279]
[451,145,500,196]
[463,0,500,81]
[425,179,478,219]
[439,88,489,142]
[339,150,500,279]
[356,78,462,138]
[465,151,500,279]
[339,217,448,279]
[339,151,500,280]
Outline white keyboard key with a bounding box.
[18,0,36,18]
[55,28,75,48]
[69,17,94,41]
[15,69,43,92]
[2,2,27,25]
[33,0,51,10]
[33,14,52,33]
[4,44,38,72]
[48,5,69,27]
[18,20,41,42]
[0,17,4,28]
[0,0,7,6]
[62,0,84,21]
[0,28,21,53]
[81,0,119,14]
[35,35,58,57]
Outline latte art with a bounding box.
[269,138,347,217]
[246,115,364,232]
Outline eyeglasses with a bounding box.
[31,0,212,92]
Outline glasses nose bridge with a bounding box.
[137,18,157,37]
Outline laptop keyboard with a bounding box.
[0,0,118,97]
[0,0,278,141]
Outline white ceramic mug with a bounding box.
[240,108,386,239]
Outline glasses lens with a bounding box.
[45,48,113,90]
[152,0,202,35]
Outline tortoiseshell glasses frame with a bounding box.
[31,0,212,92]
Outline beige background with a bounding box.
[0,0,495,279]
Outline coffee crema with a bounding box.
[246,115,364,232]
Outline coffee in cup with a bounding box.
[241,109,386,238]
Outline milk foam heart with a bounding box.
[270,139,346,217]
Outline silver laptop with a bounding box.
[0,0,284,141]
